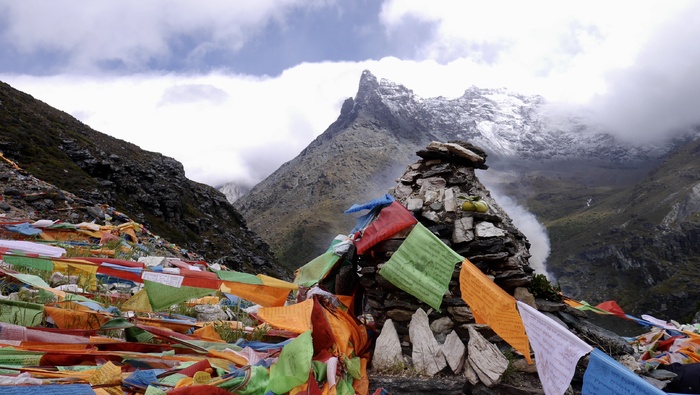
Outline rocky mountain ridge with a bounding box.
[0,80,289,279]
[235,70,700,319]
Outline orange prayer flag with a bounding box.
[337,295,354,310]
[289,381,310,395]
[323,306,370,358]
[459,259,532,363]
[18,342,90,351]
[562,297,584,309]
[352,357,369,395]
[257,299,314,333]
[472,309,487,325]
[44,306,112,330]
[220,281,290,307]
[192,324,224,342]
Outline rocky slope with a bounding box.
[236,70,700,319]
[0,80,289,279]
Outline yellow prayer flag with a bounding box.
[257,299,314,333]
[257,274,299,290]
[459,259,532,363]
[121,288,153,312]
[53,258,99,291]
[87,361,123,395]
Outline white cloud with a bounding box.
[585,1,700,143]
[1,63,365,186]
[0,0,329,72]
[2,0,699,189]
[379,0,696,103]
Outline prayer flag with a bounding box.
[144,280,214,311]
[354,201,417,254]
[517,301,592,395]
[257,299,314,333]
[267,330,314,394]
[379,222,463,310]
[459,259,532,363]
[583,348,665,395]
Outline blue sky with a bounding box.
[1,0,699,187]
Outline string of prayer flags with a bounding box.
[582,348,666,395]
[379,222,463,310]
[459,259,532,363]
[517,301,592,395]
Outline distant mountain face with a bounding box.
[0,80,289,280]
[219,182,252,204]
[236,70,700,319]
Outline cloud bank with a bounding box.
[2,0,700,187]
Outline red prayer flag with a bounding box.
[595,300,628,319]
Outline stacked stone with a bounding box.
[357,140,535,362]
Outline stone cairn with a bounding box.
[359,140,535,329]
[359,141,633,394]
[357,141,538,387]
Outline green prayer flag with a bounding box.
[336,376,355,395]
[143,280,215,311]
[345,356,361,380]
[379,223,464,310]
[159,373,188,386]
[100,318,134,330]
[312,360,327,383]
[267,330,313,394]
[215,270,263,284]
[294,249,341,287]
[2,254,53,271]
[10,273,52,289]
[125,326,154,343]
[63,293,93,303]
[0,300,44,327]
[0,348,44,365]
[218,365,269,395]
[144,385,167,395]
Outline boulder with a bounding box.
[372,319,405,372]
[467,326,508,387]
[409,309,447,376]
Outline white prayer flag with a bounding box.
[517,301,593,395]
[141,271,184,288]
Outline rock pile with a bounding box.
[358,141,637,394]
[358,140,534,337]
